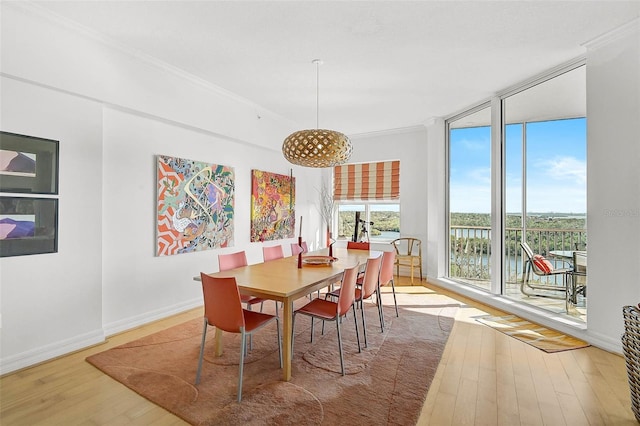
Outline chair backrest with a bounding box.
[218,251,248,271]
[347,241,370,250]
[520,241,534,259]
[290,241,308,256]
[263,245,284,262]
[200,273,245,332]
[361,255,383,299]
[573,250,587,286]
[379,250,396,286]
[337,264,360,316]
[520,242,553,275]
[573,251,587,272]
[391,238,421,257]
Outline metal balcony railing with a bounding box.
[450,226,587,284]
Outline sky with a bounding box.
[450,117,587,214]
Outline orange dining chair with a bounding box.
[195,274,282,402]
[262,245,286,307]
[325,254,383,347]
[347,241,370,250]
[290,241,308,256]
[218,251,266,312]
[262,245,284,262]
[379,250,399,319]
[291,264,362,376]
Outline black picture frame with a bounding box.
[0,131,59,194]
[0,196,58,257]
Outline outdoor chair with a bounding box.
[520,242,570,300]
[568,250,587,305]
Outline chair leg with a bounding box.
[360,298,368,348]
[375,289,385,332]
[352,305,361,353]
[310,317,315,343]
[390,279,399,317]
[195,318,208,385]
[238,328,246,402]
[336,319,345,376]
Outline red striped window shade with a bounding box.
[333,161,400,201]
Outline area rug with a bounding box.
[475,314,590,353]
[86,294,457,425]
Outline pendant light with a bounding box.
[282,59,352,168]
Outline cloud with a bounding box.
[539,156,586,184]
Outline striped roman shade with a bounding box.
[333,161,400,200]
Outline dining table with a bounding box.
[195,246,379,381]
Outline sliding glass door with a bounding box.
[447,62,587,321]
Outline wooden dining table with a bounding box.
[196,247,379,381]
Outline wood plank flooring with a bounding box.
[1,277,636,425]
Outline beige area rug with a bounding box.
[476,314,590,353]
[86,293,457,425]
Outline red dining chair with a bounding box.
[218,251,265,312]
[195,274,282,402]
[290,241,308,256]
[379,250,399,319]
[291,264,361,376]
[325,254,383,347]
[263,245,285,308]
[262,245,285,261]
[347,241,370,250]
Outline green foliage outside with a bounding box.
[337,211,400,240]
[450,213,587,280]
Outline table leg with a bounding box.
[214,328,223,356]
[282,298,293,381]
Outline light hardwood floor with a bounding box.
[1,277,636,425]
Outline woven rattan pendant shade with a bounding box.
[282,129,352,168]
[282,60,352,168]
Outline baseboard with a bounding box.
[0,329,106,376]
[103,297,203,337]
[0,298,203,376]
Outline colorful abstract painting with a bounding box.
[250,169,295,242]
[157,155,234,256]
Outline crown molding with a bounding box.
[348,124,428,140]
[583,17,640,51]
[7,1,292,126]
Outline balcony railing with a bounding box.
[450,226,586,284]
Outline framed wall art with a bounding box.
[156,155,235,256]
[250,169,295,242]
[0,131,59,194]
[0,196,58,257]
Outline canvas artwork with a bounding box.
[250,169,295,242]
[157,155,234,256]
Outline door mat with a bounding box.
[476,314,590,353]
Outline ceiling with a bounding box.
[31,1,640,136]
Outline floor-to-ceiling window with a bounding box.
[448,104,492,289]
[447,61,587,321]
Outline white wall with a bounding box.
[0,3,320,374]
[583,21,640,348]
